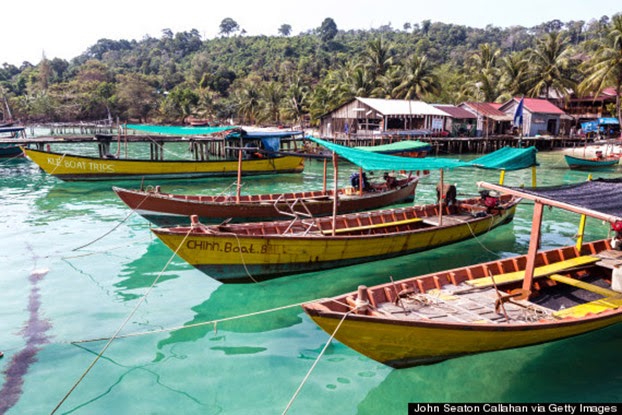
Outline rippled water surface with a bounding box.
[1,148,621,414]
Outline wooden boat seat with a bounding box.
[553,294,622,319]
[465,255,600,288]
[319,217,423,235]
[548,274,619,297]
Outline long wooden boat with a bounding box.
[113,175,419,225]
[564,153,620,169]
[151,193,520,282]
[22,147,305,181]
[302,178,622,368]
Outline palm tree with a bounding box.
[260,81,284,125]
[392,54,441,100]
[498,51,531,99]
[234,78,262,124]
[578,15,622,122]
[525,31,576,99]
[467,44,502,102]
[361,37,394,80]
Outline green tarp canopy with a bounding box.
[354,140,432,154]
[469,146,538,171]
[309,136,537,172]
[125,124,236,135]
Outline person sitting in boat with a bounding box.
[612,222,622,250]
[383,172,398,189]
[350,171,372,192]
[595,150,604,160]
[479,190,500,212]
[436,183,457,206]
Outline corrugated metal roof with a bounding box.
[522,98,565,115]
[434,105,477,119]
[356,97,448,116]
[460,102,513,121]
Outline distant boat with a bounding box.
[564,153,620,169]
[0,126,27,158]
[113,174,420,225]
[303,178,622,368]
[23,147,305,181]
[22,126,306,181]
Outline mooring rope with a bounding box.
[219,230,261,284]
[71,192,151,251]
[282,308,355,415]
[71,301,309,344]
[50,227,193,415]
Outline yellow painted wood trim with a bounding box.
[553,295,622,318]
[320,217,423,235]
[466,255,600,288]
[548,273,619,297]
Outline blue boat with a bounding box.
[564,153,620,169]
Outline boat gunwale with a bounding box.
[151,194,519,240]
[303,239,620,329]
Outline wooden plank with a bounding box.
[465,256,601,288]
[320,217,423,235]
[548,274,619,297]
[553,294,622,318]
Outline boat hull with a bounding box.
[564,154,619,169]
[302,239,622,368]
[306,306,622,368]
[112,178,418,225]
[152,201,517,282]
[22,147,305,181]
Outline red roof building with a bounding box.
[499,97,567,137]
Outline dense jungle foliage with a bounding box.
[1,14,621,126]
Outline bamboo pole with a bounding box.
[331,152,338,236]
[236,149,243,203]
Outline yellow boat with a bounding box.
[22,147,304,181]
[151,193,520,282]
[302,178,622,368]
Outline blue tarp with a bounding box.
[598,117,620,125]
[581,121,598,133]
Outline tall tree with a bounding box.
[278,24,292,37]
[392,54,441,100]
[525,31,576,99]
[219,18,240,37]
[362,37,394,80]
[578,15,622,122]
[318,18,338,43]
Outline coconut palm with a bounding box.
[361,37,394,80]
[578,15,622,122]
[392,54,441,100]
[525,31,576,99]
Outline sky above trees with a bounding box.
[1,0,620,65]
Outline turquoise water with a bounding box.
[1,149,621,415]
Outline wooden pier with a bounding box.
[2,125,592,157]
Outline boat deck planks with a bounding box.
[374,284,554,324]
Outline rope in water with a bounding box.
[50,227,193,415]
[71,300,311,344]
[281,307,356,415]
[72,191,151,251]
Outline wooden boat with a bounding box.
[302,178,622,368]
[22,146,305,181]
[0,126,27,158]
[112,174,419,225]
[151,193,520,282]
[564,153,620,169]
